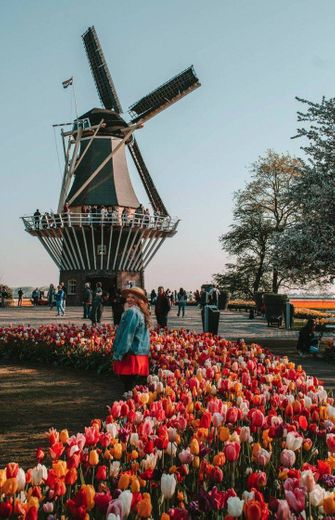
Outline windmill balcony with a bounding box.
[22,211,179,236]
[21,211,180,274]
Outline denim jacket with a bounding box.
[112,306,150,361]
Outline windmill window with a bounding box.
[68,280,77,295]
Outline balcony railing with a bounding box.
[22,211,179,234]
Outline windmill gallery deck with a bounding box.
[21,26,201,304]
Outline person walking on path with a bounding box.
[112,286,150,393]
[155,286,171,328]
[91,282,103,325]
[17,288,23,307]
[177,287,187,317]
[47,284,55,309]
[111,288,126,326]
[82,283,93,319]
[55,285,65,316]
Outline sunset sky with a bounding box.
[2,0,335,291]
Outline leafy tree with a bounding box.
[213,257,272,300]
[275,97,335,283]
[216,150,301,294]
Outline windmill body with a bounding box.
[21,26,200,304]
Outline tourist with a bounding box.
[17,288,23,307]
[60,282,67,310]
[55,285,65,316]
[47,284,55,309]
[82,282,92,319]
[155,286,171,328]
[32,288,39,306]
[112,286,150,393]
[111,288,126,326]
[91,282,103,325]
[150,289,157,305]
[177,287,187,317]
[297,318,320,357]
[33,209,41,229]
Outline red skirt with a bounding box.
[113,354,149,376]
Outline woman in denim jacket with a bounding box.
[113,286,150,392]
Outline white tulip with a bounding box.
[107,515,120,520]
[119,490,132,518]
[165,442,177,457]
[227,496,244,517]
[129,433,139,446]
[286,432,303,451]
[109,461,121,478]
[161,473,177,499]
[309,484,326,507]
[31,464,48,485]
[106,423,119,438]
[327,405,335,419]
[16,468,26,492]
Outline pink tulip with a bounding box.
[285,488,305,513]
[280,449,296,467]
[225,442,241,462]
[276,499,291,520]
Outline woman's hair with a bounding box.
[134,296,151,328]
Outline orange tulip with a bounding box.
[161,514,170,520]
[218,426,230,442]
[80,484,95,511]
[2,477,18,495]
[137,493,152,518]
[118,473,130,490]
[324,494,335,514]
[0,469,7,489]
[59,429,69,444]
[131,477,140,493]
[213,452,226,466]
[65,468,78,485]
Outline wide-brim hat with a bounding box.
[122,286,148,302]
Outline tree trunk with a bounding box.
[272,267,279,293]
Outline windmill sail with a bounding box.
[129,66,200,123]
[128,138,169,216]
[82,26,123,113]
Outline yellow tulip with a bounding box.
[88,450,99,466]
[190,438,199,455]
[52,460,67,478]
[113,443,123,460]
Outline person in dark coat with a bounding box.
[82,283,93,319]
[91,282,103,325]
[111,289,126,326]
[154,286,171,328]
[297,318,320,357]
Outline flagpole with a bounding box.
[71,77,79,121]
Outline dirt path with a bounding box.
[0,362,123,468]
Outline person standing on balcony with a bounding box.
[33,209,41,229]
[155,286,171,328]
[112,286,150,393]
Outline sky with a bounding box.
[1,0,335,291]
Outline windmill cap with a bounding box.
[122,286,148,303]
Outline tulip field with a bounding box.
[1,326,335,518]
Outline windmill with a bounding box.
[21,26,201,304]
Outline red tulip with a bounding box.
[0,501,13,518]
[95,465,107,481]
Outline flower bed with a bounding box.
[1,326,335,518]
